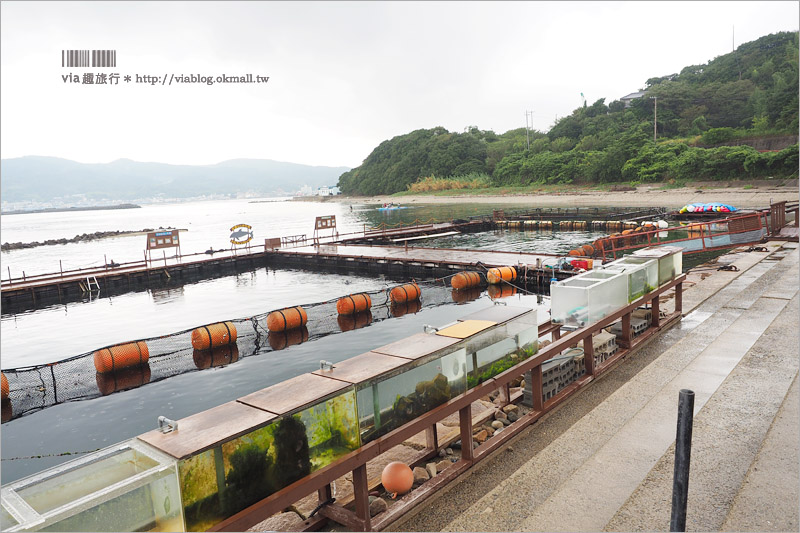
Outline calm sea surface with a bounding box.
[0,198,631,482]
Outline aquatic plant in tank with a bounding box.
[179,423,281,532]
[467,344,538,390]
[357,349,467,444]
[295,389,360,471]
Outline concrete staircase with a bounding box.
[393,243,799,532]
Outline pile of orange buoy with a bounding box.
[571,221,667,258]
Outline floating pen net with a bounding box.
[1,272,506,422]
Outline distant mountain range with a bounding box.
[0,156,350,207]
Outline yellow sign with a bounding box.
[230,224,253,245]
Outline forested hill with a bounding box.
[339,31,799,195]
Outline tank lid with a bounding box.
[238,373,351,415]
[137,401,277,459]
[372,333,460,361]
[312,352,407,384]
[436,320,496,339]
[458,305,531,324]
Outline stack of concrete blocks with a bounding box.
[573,350,585,379]
[557,354,578,390]
[593,330,618,366]
[541,357,561,402]
[607,316,649,340]
[525,346,595,405]
[632,307,652,322]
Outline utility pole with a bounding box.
[525,110,534,150]
[650,96,658,142]
[525,111,530,150]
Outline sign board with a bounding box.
[147,230,180,250]
[314,215,336,231]
[230,224,253,245]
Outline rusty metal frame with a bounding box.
[210,274,685,532]
[598,212,767,260]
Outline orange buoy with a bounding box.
[96,364,151,396]
[336,293,372,315]
[381,461,414,498]
[191,321,237,350]
[487,266,516,284]
[337,310,373,332]
[2,399,11,423]
[451,287,482,304]
[268,326,309,351]
[568,249,583,257]
[391,299,422,318]
[581,244,595,256]
[488,284,517,300]
[267,306,308,332]
[193,344,240,370]
[390,283,421,304]
[451,271,481,290]
[93,341,149,374]
[1,373,8,400]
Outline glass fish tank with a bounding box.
[1,439,184,532]
[632,246,683,286]
[602,256,659,303]
[238,374,361,474]
[175,421,281,532]
[550,270,628,327]
[160,373,360,533]
[356,348,467,444]
[459,309,539,389]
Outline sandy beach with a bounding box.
[297,183,798,210]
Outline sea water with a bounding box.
[0,197,628,483]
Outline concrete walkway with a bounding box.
[393,243,798,532]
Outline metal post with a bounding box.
[620,312,631,348]
[425,424,438,452]
[352,463,370,531]
[652,295,661,328]
[670,389,695,532]
[60,260,63,278]
[459,404,473,462]
[583,335,595,375]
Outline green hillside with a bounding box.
[339,31,799,195]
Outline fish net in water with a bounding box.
[2,274,503,423]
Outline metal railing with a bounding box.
[209,275,686,532]
[594,212,769,260]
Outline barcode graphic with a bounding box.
[61,50,116,67]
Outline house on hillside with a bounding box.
[620,90,647,108]
[316,186,340,196]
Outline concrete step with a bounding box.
[720,374,799,532]
[606,286,798,530]
[431,246,798,532]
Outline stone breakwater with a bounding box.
[1,228,180,251]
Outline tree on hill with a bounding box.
[338,31,798,195]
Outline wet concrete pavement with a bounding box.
[392,242,798,532]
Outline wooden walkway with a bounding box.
[276,243,561,269]
[0,244,568,309]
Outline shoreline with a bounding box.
[296,184,798,210]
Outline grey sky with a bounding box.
[1,1,797,168]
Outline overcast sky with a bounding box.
[1,1,797,168]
